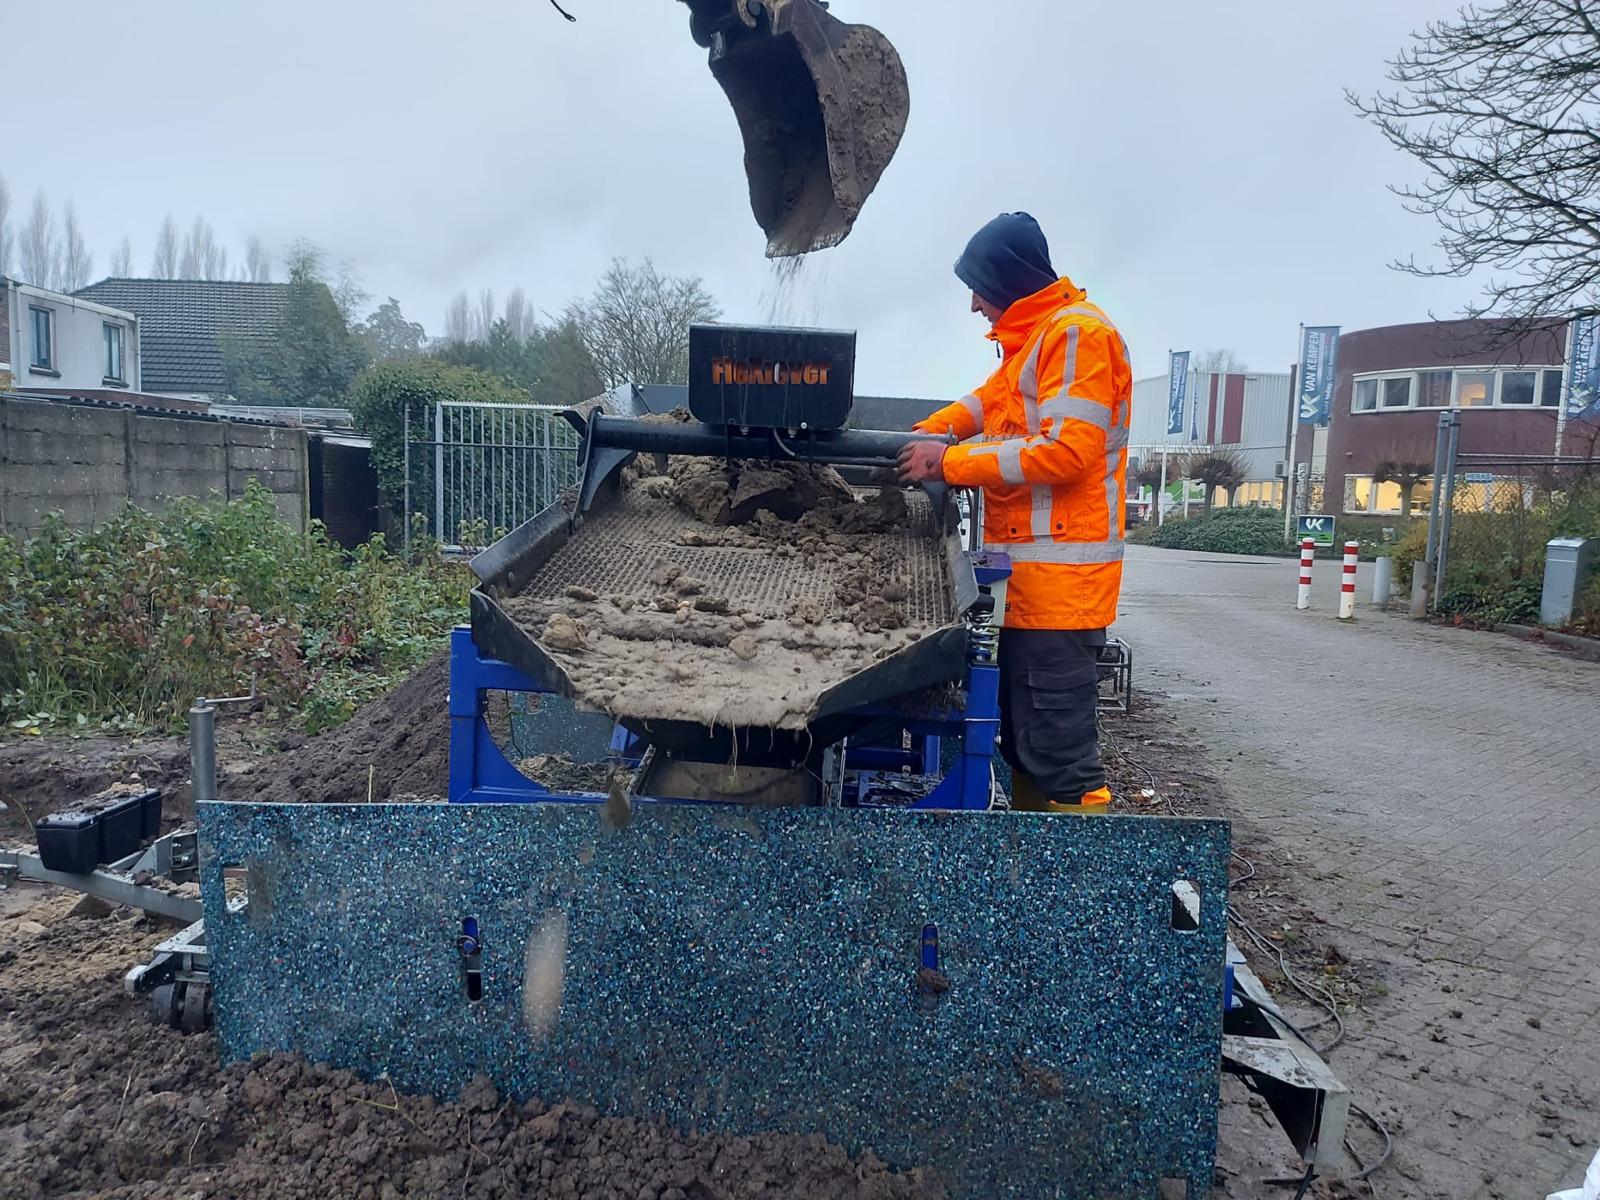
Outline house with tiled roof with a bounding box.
[74,278,290,402]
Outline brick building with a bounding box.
[1291,319,1578,517]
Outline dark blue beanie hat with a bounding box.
[954,212,1058,312]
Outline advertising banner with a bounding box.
[1167,351,1190,436]
[1298,326,1341,426]
[1566,314,1600,419]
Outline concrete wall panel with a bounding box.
[1,396,307,536]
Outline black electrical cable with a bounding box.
[548,0,577,19]
[1349,1102,1395,1182]
[1290,1161,1316,1200]
[1229,906,1347,1050]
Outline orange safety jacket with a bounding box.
[918,277,1131,631]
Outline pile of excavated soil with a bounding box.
[0,889,947,1200]
[227,651,454,806]
[0,647,525,828]
[503,461,936,732]
[0,735,194,831]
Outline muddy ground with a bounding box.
[0,889,947,1200]
[0,682,1380,1198]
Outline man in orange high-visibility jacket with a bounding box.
[898,212,1131,811]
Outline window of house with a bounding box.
[1455,370,1495,406]
[1346,475,1407,515]
[1540,368,1565,407]
[103,324,125,383]
[1352,366,1566,412]
[28,306,54,371]
[1408,479,1435,516]
[1381,377,1412,408]
[1353,374,1413,412]
[1417,370,1453,407]
[1235,480,1284,507]
[1500,370,1537,405]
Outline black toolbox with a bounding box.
[34,788,162,874]
[34,811,101,874]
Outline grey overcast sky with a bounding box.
[8,1,1481,396]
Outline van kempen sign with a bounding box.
[1297,515,1336,548]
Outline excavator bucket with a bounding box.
[684,0,909,257]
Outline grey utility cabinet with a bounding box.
[1541,537,1594,625]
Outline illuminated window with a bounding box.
[1345,475,1410,516]
[1455,371,1495,406]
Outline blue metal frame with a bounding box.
[448,556,1011,812]
[447,627,618,804]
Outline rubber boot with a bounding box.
[1010,775,1111,814]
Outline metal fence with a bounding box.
[1412,411,1600,616]
[401,402,581,551]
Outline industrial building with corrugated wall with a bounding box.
[1129,370,1292,506]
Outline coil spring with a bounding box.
[968,612,998,664]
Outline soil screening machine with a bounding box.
[189,325,1351,1199]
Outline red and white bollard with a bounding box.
[1297,538,1315,610]
[1338,541,1358,620]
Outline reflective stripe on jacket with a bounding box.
[919,277,1131,630]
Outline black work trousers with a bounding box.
[996,627,1106,802]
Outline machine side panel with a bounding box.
[200,803,1227,1200]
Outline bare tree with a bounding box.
[1179,448,1250,517]
[1197,348,1247,373]
[60,203,94,291]
[151,215,180,279]
[180,215,228,280]
[19,192,59,289]
[1351,1,1600,321]
[244,235,272,283]
[566,257,722,387]
[110,236,132,277]
[503,286,533,342]
[476,288,497,343]
[1131,459,1165,492]
[444,292,473,344]
[0,175,12,277]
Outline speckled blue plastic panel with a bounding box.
[199,802,1228,1200]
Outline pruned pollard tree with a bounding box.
[1180,448,1251,516]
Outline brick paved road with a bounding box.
[1115,546,1600,1199]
